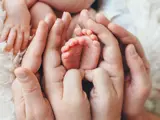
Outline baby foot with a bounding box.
[75,28,101,70]
[1,0,31,54]
[61,37,86,69]
[62,29,101,70]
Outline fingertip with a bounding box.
[53,18,65,35]
[126,44,137,57]
[80,9,89,16]
[96,13,110,27]
[38,20,48,30]
[14,67,29,82]
[126,44,146,75]
[108,23,117,31]
[44,13,56,30]
[55,18,63,24]
[62,12,71,20]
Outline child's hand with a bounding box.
[96,14,152,118]
[2,0,31,54]
[12,15,54,120]
[43,12,91,120]
[78,10,124,120]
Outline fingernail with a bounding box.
[17,71,27,79]
[63,11,67,16]
[129,45,136,56]
[55,18,61,24]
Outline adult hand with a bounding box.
[43,12,91,120]
[12,14,55,120]
[78,10,124,120]
[95,13,151,118]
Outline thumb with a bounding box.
[125,44,151,91]
[14,67,46,111]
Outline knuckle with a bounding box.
[22,85,40,95]
[18,34,23,40]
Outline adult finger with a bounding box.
[44,13,56,30]
[12,79,25,120]
[95,13,110,27]
[61,12,72,42]
[108,23,150,73]
[22,20,48,73]
[63,69,84,101]
[43,19,66,100]
[125,44,151,90]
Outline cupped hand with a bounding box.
[43,12,91,120]
[78,10,124,120]
[95,13,151,118]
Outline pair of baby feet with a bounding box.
[62,28,101,70]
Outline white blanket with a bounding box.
[99,0,160,115]
[0,1,22,119]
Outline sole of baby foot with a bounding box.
[80,36,101,70]
[74,28,101,70]
[61,37,86,70]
